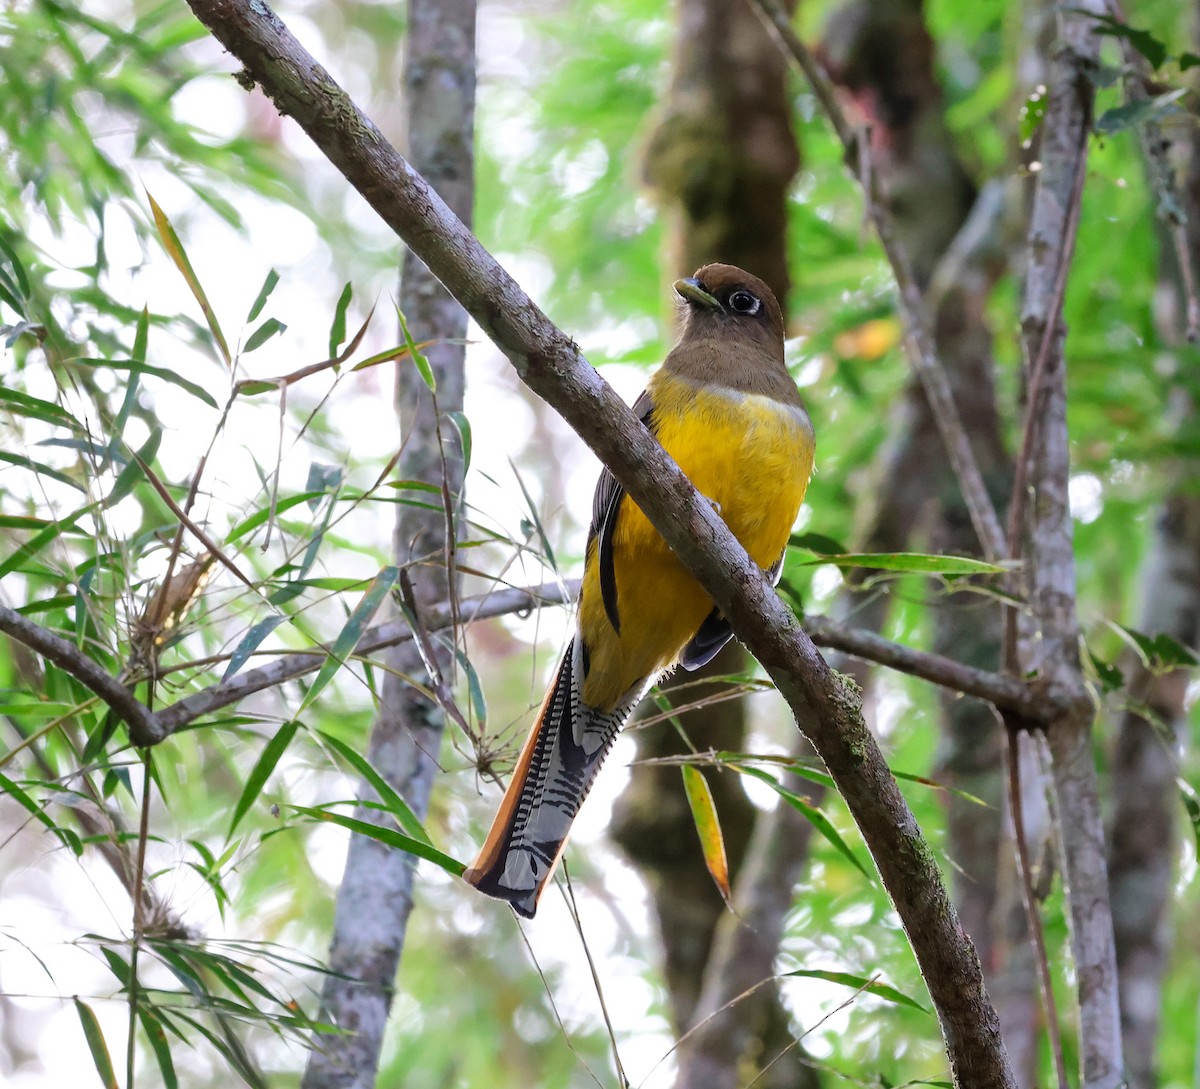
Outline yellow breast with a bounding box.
[577,370,814,710]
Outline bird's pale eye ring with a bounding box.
[728,289,761,315]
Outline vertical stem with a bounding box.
[1016,4,1123,1085]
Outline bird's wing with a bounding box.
[679,549,788,670]
[589,389,656,635]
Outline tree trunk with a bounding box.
[302,2,475,1086]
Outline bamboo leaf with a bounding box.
[222,614,289,681]
[0,451,85,491]
[74,997,118,1089]
[225,492,328,543]
[681,765,730,900]
[0,772,83,855]
[108,427,161,506]
[0,504,94,581]
[138,1007,179,1089]
[246,268,280,323]
[447,410,472,473]
[1178,777,1200,855]
[455,647,488,730]
[397,305,435,391]
[0,387,80,429]
[793,550,1007,576]
[146,189,232,366]
[227,720,301,837]
[1094,89,1186,135]
[729,764,873,881]
[315,731,433,844]
[329,281,352,357]
[780,968,929,1012]
[72,357,218,409]
[296,566,399,716]
[243,317,287,353]
[284,805,464,876]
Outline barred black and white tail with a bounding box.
[464,639,644,917]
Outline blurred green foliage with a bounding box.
[0,0,1198,1087]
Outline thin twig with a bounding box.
[130,451,256,592]
[1105,0,1200,343]
[1004,720,1068,1089]
[1004,109,1090,572]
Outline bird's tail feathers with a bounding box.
[464,639,643,917]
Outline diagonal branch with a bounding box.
[0,604,160,743]
[183,2,1015,1083]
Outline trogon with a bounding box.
[464,263,816,917]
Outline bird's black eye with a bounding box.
[728,289,761,315]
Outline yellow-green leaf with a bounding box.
[146,189,231,367]
[74,997,118,1089]
[681,765,730,900]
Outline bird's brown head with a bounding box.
[667,264,797,401]
[674,264,785,358]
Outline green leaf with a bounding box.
[99,947,132,989]
[315,731,433,844]
[0,231,30,301]
[511,459,556,569]
[138,1007,179,1089]
[1178,778,1200,855]
[681,765,730,900]
[246,268,279,323]
[0,451,85,491]
[349,342,416,373]
[224,491,328,543]
[227,719,301,837]
[0,387,80,430]
[72,357,218,409]
[728,764,873,881]
[284,805,465,876]
[794,550,1006,576]
[146,189,231,366]
[74,997,118,1089]
[1094,89,1186,135]
[1018,86,1048,142]
[107,427,161,506]
[789,531,849,555]
[0,772,83,855]
[447,410,472,473]
[329,281,352,357]
[397,305,435,392]
[243,316,287,353]
[1181,52,1200,71]
[296,566,400,716]
[1110,622,1200,670]
[455,647,488,730]
[0,505,93,581]
[1086,647,1124,693]
[222,614,289,682]
[1075,11,1168,69]
[304,462,344,510]
[780,968,929,1013]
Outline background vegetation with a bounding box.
[1,0,1197,1086]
